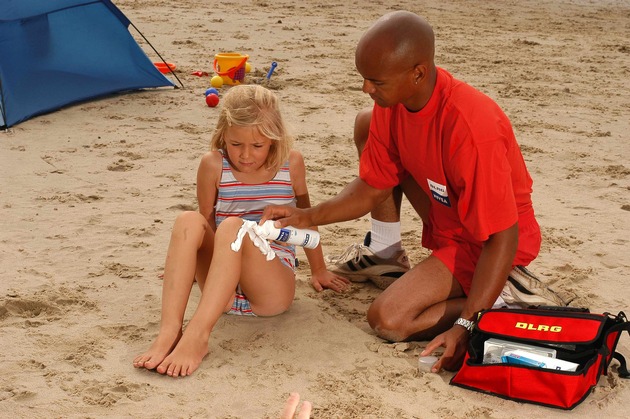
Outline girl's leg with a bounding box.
[133,211,214,369]
[157,217,295,377]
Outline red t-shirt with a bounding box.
[360,67,539,262]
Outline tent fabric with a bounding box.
[0,0,174,128]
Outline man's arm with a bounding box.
[262,177,392,228]
[460,222,518,321]
[422,222,519,371]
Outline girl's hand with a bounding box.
[281,393,311,419]
[310,270,351,293]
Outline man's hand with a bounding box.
[420,326,470,372]
[261,205,312,229]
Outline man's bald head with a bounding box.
[355,12,437,110]
[356,11,435,72]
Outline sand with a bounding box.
[1,0,629,417]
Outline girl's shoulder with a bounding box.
[287,149,306,181]
[288,149,304,167]
[200,150,224,165]
[198,150,224,177]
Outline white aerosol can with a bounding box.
[259,220,320,249]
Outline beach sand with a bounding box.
[1,0,629,417]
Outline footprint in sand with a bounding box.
[107,160,135,172]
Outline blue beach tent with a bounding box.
[0,0,176,128]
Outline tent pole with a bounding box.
[0,76,7,130]
[128,22,185,89]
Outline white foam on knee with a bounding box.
[230,220,276,261]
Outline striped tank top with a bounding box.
[215,151,297,270]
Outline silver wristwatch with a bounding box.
[454,317,475,332]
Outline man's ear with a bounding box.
[414,64,427,84]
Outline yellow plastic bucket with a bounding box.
[213,53,249,85]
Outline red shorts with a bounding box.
[428,215,541,295]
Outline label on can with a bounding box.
[277,229,291,242]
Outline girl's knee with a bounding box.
[215,216,243,234]
[176,211,207,227]
[172,212,210,243]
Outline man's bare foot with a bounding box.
[156,330,209,377]
[133,329,182,370]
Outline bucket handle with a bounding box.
[213,57,248,79]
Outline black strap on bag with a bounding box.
[613,353,630,378]
[605,311,630,379]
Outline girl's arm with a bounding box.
[289,150,350,293]
[196,151,222,231]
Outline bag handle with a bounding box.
[605,312,630,379]
[613,353,630,378]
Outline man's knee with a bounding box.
[353,107,373,155]
[367,302,408,342]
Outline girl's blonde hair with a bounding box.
[210,85,293,171]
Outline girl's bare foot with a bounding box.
[156,330,209,377]
[133,329,182,370]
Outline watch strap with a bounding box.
[454,317,475,332]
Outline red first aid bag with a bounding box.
[450,308,630,409]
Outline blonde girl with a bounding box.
[133,85,349,377]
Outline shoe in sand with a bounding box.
[325,232,410,290]
[500,265,570,308]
